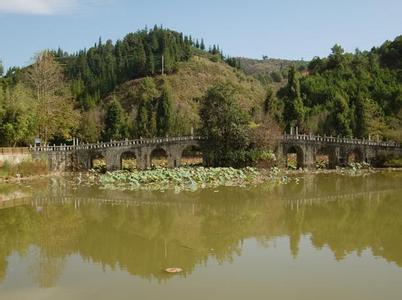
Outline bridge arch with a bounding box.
[347,147,364,164]
[120,151,138,171]
[315,146,337,169]
[150,147,169,168]
[89,152,106,171]
[180,144,203,166]
[285,145,304,169]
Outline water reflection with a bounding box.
[0,172,402,287]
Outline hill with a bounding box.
[0,27,401,147]
[110,55,266,133]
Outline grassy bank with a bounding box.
[0,159,48,180]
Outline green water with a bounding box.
[1,171,402,300]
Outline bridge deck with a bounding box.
[28,134,401,153]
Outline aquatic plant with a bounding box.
[83,167,287,192]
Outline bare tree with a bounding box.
[25,51,78,144]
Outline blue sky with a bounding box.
[0,0,401,69]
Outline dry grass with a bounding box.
[113,55,266,127]
[0,159,48,179]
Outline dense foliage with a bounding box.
[277,36,402,141]
[0,27,200,146]
[59,26,193,109]
[200,83,251,167]
[0,28,401,153]
[0,53,78,146]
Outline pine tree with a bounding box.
[133,41,146,76]
[136,102,149,137]
[263,87,274,114]
[354,92,368,137]
[200,39,205,50]
[157,82,173,136]
[145,45,155,75]
[283,66,304,131]
[103,99,125,141]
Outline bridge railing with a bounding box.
[282,133,400,148]
[30,136,204,152]
[28,133,402,153]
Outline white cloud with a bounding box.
[0,0,79,15]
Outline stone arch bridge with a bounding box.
[32,136,202,171]
[30,134,402,171]
[277,134,402,169]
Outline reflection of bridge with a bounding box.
[284,188,402,209]
[29,133,402,171]
[3,187,400,211]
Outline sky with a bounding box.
[0,0,401,69]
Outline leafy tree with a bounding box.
[0,84,36,146]
[200,83,250,167]
[25,52,78,144]
[0,60,3,77]
[327,44,345,69]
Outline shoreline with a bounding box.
[0,172,63,183]
[1,167,401,206]
[1,166,402,184]
[0,167,402,184]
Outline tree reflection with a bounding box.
[0,172,401,286]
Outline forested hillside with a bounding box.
[0,26,401,147]
[0,27,265,146]
[273,36,402,142]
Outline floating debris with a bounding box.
[165,267,183,274]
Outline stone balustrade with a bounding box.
[30,136,204,153]
[282,133,400,148]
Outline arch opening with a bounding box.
[286,146,304,169]
[181,145,203,167]
[347,148,363,165]
[90,153,106,172]
[150,148,168,168]
[315,147,331,169]
[121,151,137,171]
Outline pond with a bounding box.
[0,171,402,300]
